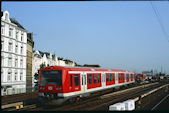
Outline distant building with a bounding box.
[26,33,34,91]
[142,70,153,76]
[32,50,76,87]
[1,11,27,95]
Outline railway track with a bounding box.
[47,82,161,111]
[2,92,38,105]
[3,82,167,111]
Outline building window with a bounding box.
[21,33,23,41]
[1,69,3,82]
[9,28,13,37]
[8,55,12,67]
[1,25,4,35]
[15,44,18,53]
[16,31,18,40]
[1,40,4,51]
[20,46,23,54]
[15,57,18,67]
[15,71,17,81]
[7,71,11,81]
[20,72,23,81]
[20,58,23,68]
[8,41,13,52]
[1,54,4,67]
[5,13,8,21]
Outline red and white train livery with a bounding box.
[38,66,135,104]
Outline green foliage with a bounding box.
[34,63,46,87]
[34,63,46,80]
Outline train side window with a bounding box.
[82,75,83,85]
[106,74,109,82]
[121,74,123,80]
[98,74,101,83]
[110,74,112,81]
[119,74,120,80]
[112,74,115,81]
[88,74,92,84]
[70,75,73,86]
[74,75,79,86]
[122,74,123,80]
[93,74,97,83]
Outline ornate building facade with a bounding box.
[1,11,27,95]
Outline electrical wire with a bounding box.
[150,1,169,43]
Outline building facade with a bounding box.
[26,33,34,91]
[1,11,27,96]
[32,50,76,87]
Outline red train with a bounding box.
[38,66,135,104]
[136,73,146,82]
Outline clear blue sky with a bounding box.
[2,1,169,74]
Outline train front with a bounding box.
[38,66,66,104]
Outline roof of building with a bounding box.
[10,18,25,30]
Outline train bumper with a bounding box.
[38,92,68,105]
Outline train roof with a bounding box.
[41,66,134,73]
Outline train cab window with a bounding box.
[88,74,92,84]
[98,74,101,83]
[93,74,97,83]
[40,70,62,86]
[70,75,73,86]
[74,75,79,86]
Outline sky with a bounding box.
[2,1,169,74]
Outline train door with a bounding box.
[102,73,106,87]
[115,72,118,84]
[81,73,87,93]
[69,74,81,92]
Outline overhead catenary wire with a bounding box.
[150,1,169,44]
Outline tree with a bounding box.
[34,63,46,89]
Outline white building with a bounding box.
[1,11,27,96]
[32,50,76,87]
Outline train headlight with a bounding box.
[40,87,45,90]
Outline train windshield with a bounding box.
[40,70,62,86]
[139,75,143,78]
